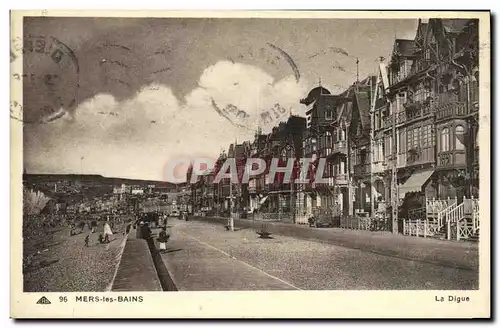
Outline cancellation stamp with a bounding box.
[11,35,79,124]
[210,42,302,131]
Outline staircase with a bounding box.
[403,197,479,242]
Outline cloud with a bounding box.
[24,60,308,182]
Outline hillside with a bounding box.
[23,173,185,189]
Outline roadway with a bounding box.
[157,219,478,291]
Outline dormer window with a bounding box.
[325,109,333,120]
[378,85,384,99]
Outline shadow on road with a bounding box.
[163,248,183,254]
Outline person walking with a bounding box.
[84,234,91,247]
[157,226,170,253]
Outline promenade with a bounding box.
[158,219,478,291]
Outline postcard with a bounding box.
[10,10,490,319]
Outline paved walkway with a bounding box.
[160,223,296,291]
[160,219,478,291]
[192,216,479,271]
[111,229,162,291]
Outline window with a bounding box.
[339,160,346,174]
[360,149,367,164]
[406,126,421,151]
[398,130,406,154]
[326,131,332,147]
[407,128,413,151]
[421,124,433,148]
[455,125,465,150]
[325,109,333,120]
[339,128,346,141]
[412,127,420,149]
[440,127,450,152]
[378,144,383,162]
[385,135,393,157]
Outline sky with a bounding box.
[19,16,418,181]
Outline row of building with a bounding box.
[188,18,480,228]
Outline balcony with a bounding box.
[333,140,347,155]
[415,59,433,72]
[321,146,333,157]
[437,150,466,168]
[471,82,479,112]
[354,163,370,176]
[248,184,257,193]
[473,147,479,167]
[335,173,348,185]
[434,92,468,121]
[397,153,406,168]
[396,99,433,125]
[392,71,410,85]
[406,147,436,166]
[372,161,387,174]
[382,115,393,129]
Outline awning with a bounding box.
[398,169,435,199]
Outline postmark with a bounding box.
[11,35,80,124]
[85,40,174,101]
[210,42,301,131]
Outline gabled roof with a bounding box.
[393,39,417,57]
[415,21,428,41]
[379,62,389,91]
[228,143,248,158]
[441,19,472,34]
[354,91,371,130]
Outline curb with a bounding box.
[105,231,129,292]
[146,238,178,292]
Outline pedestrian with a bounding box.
[157,226,170,253]
[84,234,90,247]
[78,221,86,233]
[98,233,104,244]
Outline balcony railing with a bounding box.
[438,152,451,167]
[434,91,468,121]
[406,147,435,166]
[335,173,348,185]
[437,150,466,168]
[354,163,370,176]
[471,82,479,111]
[395,99,433,125]
[372,161,387,173]
[333,140,347,154]
[382,115,393,129]
[321,146,333,157]
[415,59,433,72]
[392,71,410,85]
